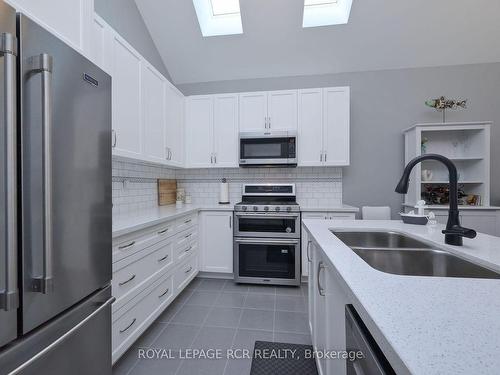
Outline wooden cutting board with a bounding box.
[157,179,177,206]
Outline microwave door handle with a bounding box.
[28,54,54,294]
[1,32,19,311]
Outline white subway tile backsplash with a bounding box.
[112,157,343,214]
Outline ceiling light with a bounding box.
[193,0,243,37]
[303,0,353,28]
[210,0,240,16]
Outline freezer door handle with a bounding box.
[0,32,19,311]
[28,54,55,294]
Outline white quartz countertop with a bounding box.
[113,204,234,238]
[302,219,500,375]
[300,204,359,213]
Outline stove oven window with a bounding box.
[238,243,296,279]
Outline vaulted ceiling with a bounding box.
[135,0,500,85]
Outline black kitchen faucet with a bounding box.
[395,154,477,246]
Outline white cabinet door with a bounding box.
[111,35,142,158]
[8,0,91,52]
[298,89,324,166]
[301,212,328,278]
[213,94,239,168]
[239,92,268,132]
[185,96,214,168]
[200,212,234,273]
[88,14,111,73]
[323,87,350,166]
[165,84,185,167]
[267,90,298,132]
[142,63,166,164]
[312,244,328,375]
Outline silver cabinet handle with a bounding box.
[317,261,325,296]
[324,152,327,162]
[184,219,192,224]
[119,318,136,333]
[307,241,312,262]
[118,241,136,250]
[158,228,169,235]
[28,53,54,294]
[320,152,323,162]
[158,288,170,298]
[214,154,217,164]
[118,274,136,286]
[210,154,214,164]
[1,32,19,311]
[169,149,172,160]
[185,233,193,239]
[184,246,192,253]
[9,297,115,374]
[229,216,232,229]
[157,254,169,263]
[185,266,193,274]
[268,116,271,129]
[112,129,117,148]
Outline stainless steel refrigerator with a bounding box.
[0,1,113,373]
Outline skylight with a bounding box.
[192,0,243,37]
[303,0,353,28]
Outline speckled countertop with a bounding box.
[302,219,500,375]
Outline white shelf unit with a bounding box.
[403,122,491,207]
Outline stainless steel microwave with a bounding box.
[239,131,297,167]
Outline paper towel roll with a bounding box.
[219,178,229,204]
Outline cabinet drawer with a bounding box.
[112,238,174,308]
[176,239,198,262]
[174,255,198,293]
[175,227,198,252]
[175,214,198,233]
[112,273,174,357]
[113,221,175,262]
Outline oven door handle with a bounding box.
[234,213,299,218]
[234,238,299,245]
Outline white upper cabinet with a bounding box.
[200,211,233,274]
[111,34,143,159]
[213,94,239,168]
[186,96,214,168]
[323,87,350,166]
[7,0,92,53]
[141,63,166,164]
[239,90,298,132]
[267,90,298,132]
[165,84,185,167]
[298,87,350,167]
[88,13,111,73]
[298,89,323,166]
[239,92,267,132]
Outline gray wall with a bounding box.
[94,0,171,81]
[177,63,500,216]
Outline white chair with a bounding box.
[362,206,391,220]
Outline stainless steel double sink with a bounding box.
[332,230,500,279]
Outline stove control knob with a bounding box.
[286,207,292,213]
[253,206,259,211]
[242,206,247,211]
[264,206,269,212]
[275,207,281,212]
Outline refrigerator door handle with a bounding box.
[28,54,55,294]
[0,32,19,311]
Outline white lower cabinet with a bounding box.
[111,213,199,363]
[199,211,234,274]
[310,240,349,375]
[301,212,356,277]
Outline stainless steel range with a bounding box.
[234,184,301,286]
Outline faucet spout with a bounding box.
[395,154,477,246]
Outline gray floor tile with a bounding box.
[128,352,183,375]
[224,358,252,375]
[112,347,139,375]
[243,293,275,311]
[231,329,274,351]
[247,285,276,295]
[275,311,309,334]
[170,304,210,325]
[133,322,168,348]
[186,277,203,290]
[177,357,228,375]
[197,278,227,291]
[204,307,242,328]
[185,291,220,306]
[191,326,237,350]
[274,332,312,345]
[222,282,250,293]
[275,295,306,312]
[156,298,185,323]
[275,285,303,296]
[175,289,195,304]
[239,309,274,331]
[216,292,246,308]
[150,323,200,350]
